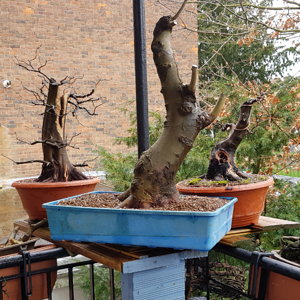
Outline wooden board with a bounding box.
[220,216,300,246]
[220,235,251,246]
[252,216,300,230]
[14,221,178,272]
[226,216,300,236]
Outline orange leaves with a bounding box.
[237,31,257,47]
[266,94,280,105]
[290,84,300,99]
[269,31,280,39]
[283,146,290,153]
[283,18,297,30]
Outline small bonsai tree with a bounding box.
[205,95,264,181]
[118,1,225,208]
[9,51,104,182]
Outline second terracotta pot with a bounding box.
[0,245,57,300]
[177,177,274,228]
[12,177,100,220]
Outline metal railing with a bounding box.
[1,244,299,300]
[0,247,116,300]
[210,244,300,300]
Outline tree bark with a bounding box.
[205,97,260,181]
[119,16,223,208]
[36,82,87,182]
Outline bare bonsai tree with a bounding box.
[10,51,104,182]
[118,1,225,208]
[205,95,264,181]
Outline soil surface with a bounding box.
[179,174,269,187]
[58,193,229,212]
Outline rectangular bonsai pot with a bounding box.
[43,192,237,251]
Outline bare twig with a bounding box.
[15,48,52,82]
[2,154,50,165]
[73,156,98,168]
[172,0,189,20]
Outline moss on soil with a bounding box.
[182,174,269,187]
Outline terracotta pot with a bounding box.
[176,177,274,228]
[0,245,57,300]
[12,177,100,220]
[249,257,300,300]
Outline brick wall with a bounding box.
[0,0,198,180]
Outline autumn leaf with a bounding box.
[267,94,280,104]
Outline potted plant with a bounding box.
[43,1,237,251]
[177,96,274,228]
[9,52,103,221]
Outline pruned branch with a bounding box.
[16,136,66,148]
[15,131,83,150]
[68,81,106,116]
[2,154,50,165]
[73,156,99,168]
[188,65,198,93]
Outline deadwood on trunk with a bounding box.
[118,3,225,208]
[205,96,264,181]
[37,82,87,182]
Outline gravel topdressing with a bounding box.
[57,193,229,212]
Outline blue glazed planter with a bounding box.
[43,192,237,251]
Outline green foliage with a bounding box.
[260,180,300,250]
[76,265,121,300]
[278,170,300,177]
[115,111,164,148]
[96,147,136,191]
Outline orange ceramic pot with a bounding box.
[176,177,274,228]
[12,177,100,220]
[249,258,300,300]
[0,245,57,300]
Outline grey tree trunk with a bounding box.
[118,14,224,208]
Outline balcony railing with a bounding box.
[0,244,299,300]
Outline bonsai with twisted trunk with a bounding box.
[118,1,225,208]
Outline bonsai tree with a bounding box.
[8,51,104,182]
[118,0,225,208]
[205,95,264,181]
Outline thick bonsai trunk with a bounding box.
[205,98,260,181]
[36,83,87,182]
[119,15,222,208]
